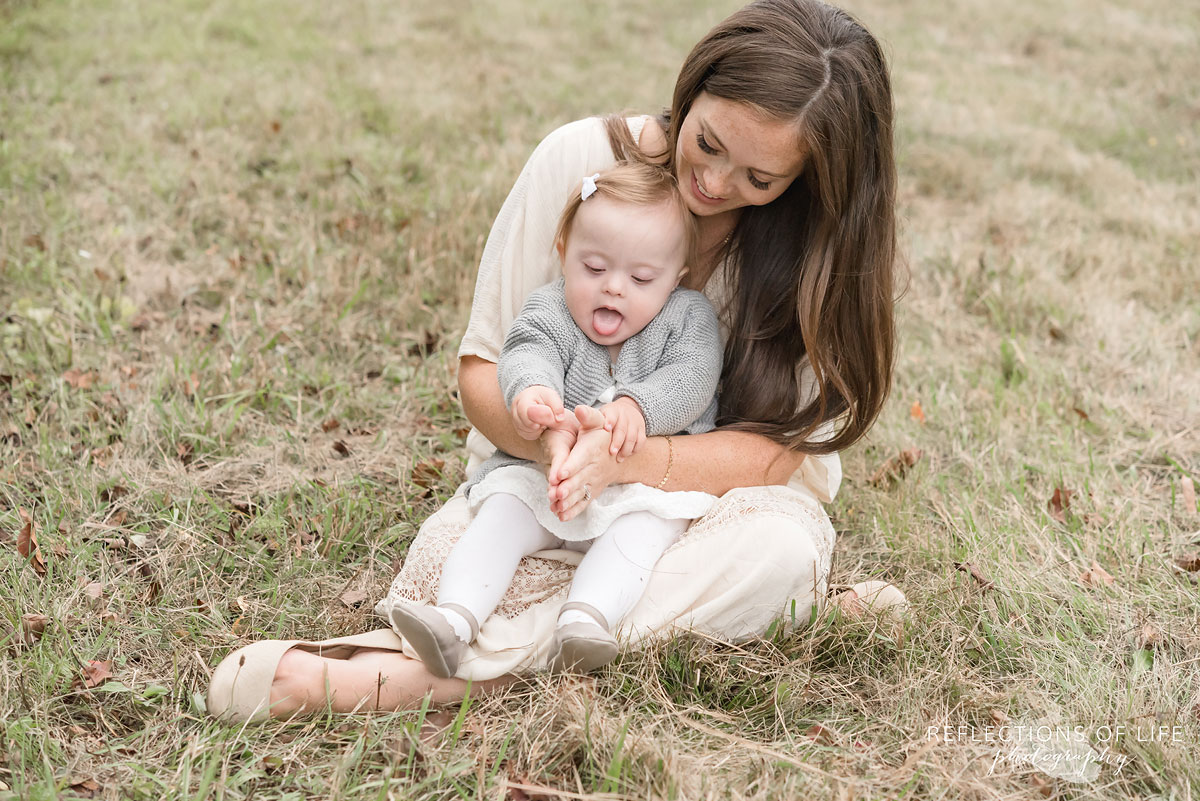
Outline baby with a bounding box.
[389,162,722,676]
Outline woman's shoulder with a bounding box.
[529,114,659,166]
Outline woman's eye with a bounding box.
[748,173,771,191]
[695,133,718,155]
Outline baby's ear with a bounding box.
[555,238,566,262]
[674,266,689,288]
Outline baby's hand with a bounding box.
[512,386,566,440]
[599,396,646,461]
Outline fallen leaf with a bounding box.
[1137,622,1163,649]
[1029,774,1053,798]
[80,660,113,689]
[989,709,1009,726]
[407,330,441,358]
[1174,551,1200,572]
[176,441,194,464]
[182,372,199,397]
[84,582,104,604]
[954,561,995,591]
[1072,406,1089,421]
[910,400,926,424]
[411,458,447,489]
[452,425,471,440]
[22,233,46,251]
[332,440,351,457]
[339,589,369,608]
[1081,560,1115,587]
[869,448,923,487]
[1048,487,1073,523]
[99,484,129,504]
[16,507,47,576]
[805,723,837,744]
[67,778,101,798]
[62,369,98,390]
[321,417,340,433]
[1182,477,1197,514]
[21,613,50,644]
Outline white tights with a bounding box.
[436,492,687,640]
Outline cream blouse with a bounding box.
[457,116,842,503]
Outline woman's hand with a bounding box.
[549,405,621,521]
[539,424,577,490]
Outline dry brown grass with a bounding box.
[2,0,1198,797]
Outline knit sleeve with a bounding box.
[496,283,572,408]
[614,290,722,436]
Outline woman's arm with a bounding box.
[549,424,806,519]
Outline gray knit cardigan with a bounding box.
[463,277,722,494]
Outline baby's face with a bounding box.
[560,195,689,349]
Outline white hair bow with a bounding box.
[581,173,601,201]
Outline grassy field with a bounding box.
[2,0,1199,797]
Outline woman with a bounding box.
[207,0,902,721]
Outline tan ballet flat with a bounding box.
[387,603,478,680]
[206,628,405,723]
[549,602,619,674]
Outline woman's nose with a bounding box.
[700,166,730,198]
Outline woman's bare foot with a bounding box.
[268,647,517,718]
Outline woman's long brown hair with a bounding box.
[604,0,896,455]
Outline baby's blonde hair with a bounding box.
[554,162,698,269]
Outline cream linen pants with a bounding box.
[375,481,835,680]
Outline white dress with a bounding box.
[376,116,842,679]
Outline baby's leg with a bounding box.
[562,511,688,631]
[436,492,559,636]
[389,492,557,678]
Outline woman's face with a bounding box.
[675,91,808,218]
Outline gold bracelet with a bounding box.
[655,435,674,489]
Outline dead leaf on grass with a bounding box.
[804,723,838,744]
[1174,551,1200,572]
[84,582,104,605]
[1048,487,1073,523]
[869,448,923,487]
[80,660,113,688]
[321,417,340,433]
[339,589,369,608]
[411,458,446,490]
[16,507,47,576]
[21,613,50,644]
[954,561,995,591]
[1182,477,1197,514]
[62,369,98,390]
[67,778,101,798]
[176,441,194,464]
[332,440,351,457]
[1137,622,1164,649]
[181,372,200,398]
[910,400,926,424]
[1080,560,1115,587]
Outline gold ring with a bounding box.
[583,484,592,502]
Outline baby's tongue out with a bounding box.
[593,308,623,337]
